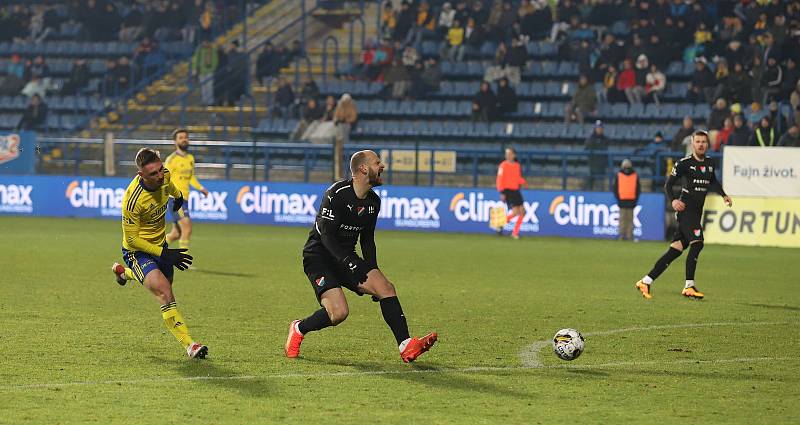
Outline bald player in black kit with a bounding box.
[285,150,438,362]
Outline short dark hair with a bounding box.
[135,148,161,169]
[172,128,188,141]
[693,130,710,141]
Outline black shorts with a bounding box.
[503,189,524,208]
[672,210,703,247]
[303,254,366,303]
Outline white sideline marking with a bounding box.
[518,321,791,368]
[0,357,794,391]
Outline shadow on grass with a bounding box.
[190,268,257,278]
[739,303,800,312]
[146,355,271,397]
[300,357,534,399]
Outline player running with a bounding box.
[164,129,209,251]
[634,130,732,300]
[285,150,438,363]
[111,148,207,358]
[495,147,527,239]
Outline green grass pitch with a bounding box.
[1,216,798,424]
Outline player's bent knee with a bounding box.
[327,306,349,325]
[670,241,685,252]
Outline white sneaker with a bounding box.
[187,342,208,359]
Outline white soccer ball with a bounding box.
[552,328,585,361]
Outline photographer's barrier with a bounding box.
[0,175,665,240]
[703,196,800,248]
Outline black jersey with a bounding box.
[664,155,726,214]
[303,179,381,268]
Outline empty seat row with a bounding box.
[0,41,193,58]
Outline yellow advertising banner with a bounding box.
[703,197,800,248]
[380,150,457,173]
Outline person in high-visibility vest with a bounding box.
[496,147,528,239]
[612,159,640,241]
[751,116,776,147]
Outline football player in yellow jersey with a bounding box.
[110,148,209,359]
[164,129,209,251]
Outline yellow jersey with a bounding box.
[121,169,183,256]
[164,151,205,199]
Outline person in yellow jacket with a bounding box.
[612,159,640,241]
[164,129,209,250]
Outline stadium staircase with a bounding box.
[89,0,379,141]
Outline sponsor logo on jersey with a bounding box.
[0,134,20,164]
[0,183,33,213]
[236,185,317,223]
[449,191,539,232]
[65,180,125,216]
[548,195,642,237]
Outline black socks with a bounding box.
[379,296,410,345]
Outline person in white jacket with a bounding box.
[645,64,667,105]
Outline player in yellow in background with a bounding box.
[110,148,208,359]
[164,129,209,250]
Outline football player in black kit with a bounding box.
[635,130,732,299]
[285,150,438,362]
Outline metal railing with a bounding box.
[35,136,718,191]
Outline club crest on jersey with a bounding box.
[699,166,706,173]
[315,277,326,287]
[357,206,366,216]
[693,229,702,237]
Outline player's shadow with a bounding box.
[739,303,800,312]
[190,268,257,278]
[300,357,533,399]
[146,355,270,397]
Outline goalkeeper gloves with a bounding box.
[342,254,370,284]
[160,247,193,271]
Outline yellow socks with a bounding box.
[160,302,193,348]
[179,240,190,250]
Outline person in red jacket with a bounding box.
[496,147,527,239]
[617,59,638,105]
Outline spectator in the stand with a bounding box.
[192,40,218,106]
[768,100,787,134]
[749,101,767,124]
[712,59,731,101]
[612,159,640,241]
[214,42,228,105]
[707,98,729,131]
[714,118,734,151]
[564,74,597,125]
[133,36,156,70]
[401,44,419,67]
[443,18,465,62]
[672,116,694,152]
[751,116,775,147]
[781,58,799,100]
[496,77,518,118]
[470,0,489,27]
[256,42,281,86]
[385,58,411,99]
[60,59,90,95]
[394,2,414,43]
[437,2,456,37]
[333,93,358,145]
[484,42,507,83]
[96,2,121,42]
[463,18,485,59]
[273,77,294,118]
[490,0,517,44]
[729,62,750,104]
[729,114,751,147]
[550,0,579,42]
[22,75,49,99]
[636,131,669,156]
[407,1,436,49]
[115,57,132,94]
[778,125,800,147]
[688,58,715,103]
[0,54,24,95]
[472,81,496,122]
[290,97,323,141]
[119,4,144,42]
[584,120,609,191]
[198,0,215,41]
[287,40,303,64]
[504,36,529,86]
[321,95,337,122]
[226,41,247,105]
[761,55,783,103]
[16,94,47,131]
[632,54,648,104]
[645,63,666,104]
[600,65,618,103]
[749,55,765,106]
[297,77,320,104]
[103,59,118,96]
[617,59,638,105]
[415,56,441,97]
[28,55,50,81]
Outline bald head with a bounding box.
[350,150,377,176]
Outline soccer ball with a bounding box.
[552,328,585,361]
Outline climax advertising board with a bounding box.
[0,175,665,240]
[703,196,800,248]
[722,146,800,197]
